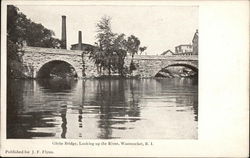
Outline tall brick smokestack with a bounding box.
[78,31,82,50]
[61,15,67,49]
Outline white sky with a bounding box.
[17,5,198,55]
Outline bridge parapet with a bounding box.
[23,46,198,60]
[23,46,83,56]
[131,55,198,60]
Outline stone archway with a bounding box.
[154,61,198,77]
[35,60,81,78]
[164,63,198,72]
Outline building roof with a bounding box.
[71,43,96,47]
[175,44,192,48]
[161,50,174,55]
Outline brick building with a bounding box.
[70,31,97,51]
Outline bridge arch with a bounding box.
[164,63,198,72]
[35,59,81,78]
[154,61,198,77]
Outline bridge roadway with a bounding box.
[21,46,198,78]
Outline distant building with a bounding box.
[170,29,198,56]
[175,44,193,55]
[71,43,96,51]
[192,29,199,55]
[70,31,97,51]
[161,50,174,56]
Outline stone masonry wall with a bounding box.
[22,46,101,78]
[82,56,100,78]
[22,47,84,78]
[22,46,198,78]
[124,55,198,78]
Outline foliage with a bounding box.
[126,35,140,58]
[7,39,19,61]
[7,39,24,78]
[7,5,62,48]
[7,5,63,78]
[129,61,137,71]
[89,16,146,76]
[50,63,77,78]
[89,16,125,76]
[111,34,128,76]
[139,46,147,55]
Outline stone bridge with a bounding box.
[21,46,198,78]
[128,55,198,78]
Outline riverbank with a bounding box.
[8,74,198,80]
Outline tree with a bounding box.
[89,16,128,76]
[139,46,147,55]
[7,5,63,78]
[126,35,140,58]
[89,16,144,77]
[94,16,115,75]
[7,5,62,48]
[112,34,127,76]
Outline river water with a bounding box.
[7,78,198,139]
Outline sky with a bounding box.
[16,5,198,55]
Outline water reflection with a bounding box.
[7,80,56,138]
[7,78,198,139]
[37,79,77,92]
[94,80,141,139]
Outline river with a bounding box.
[7,78,198,139]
